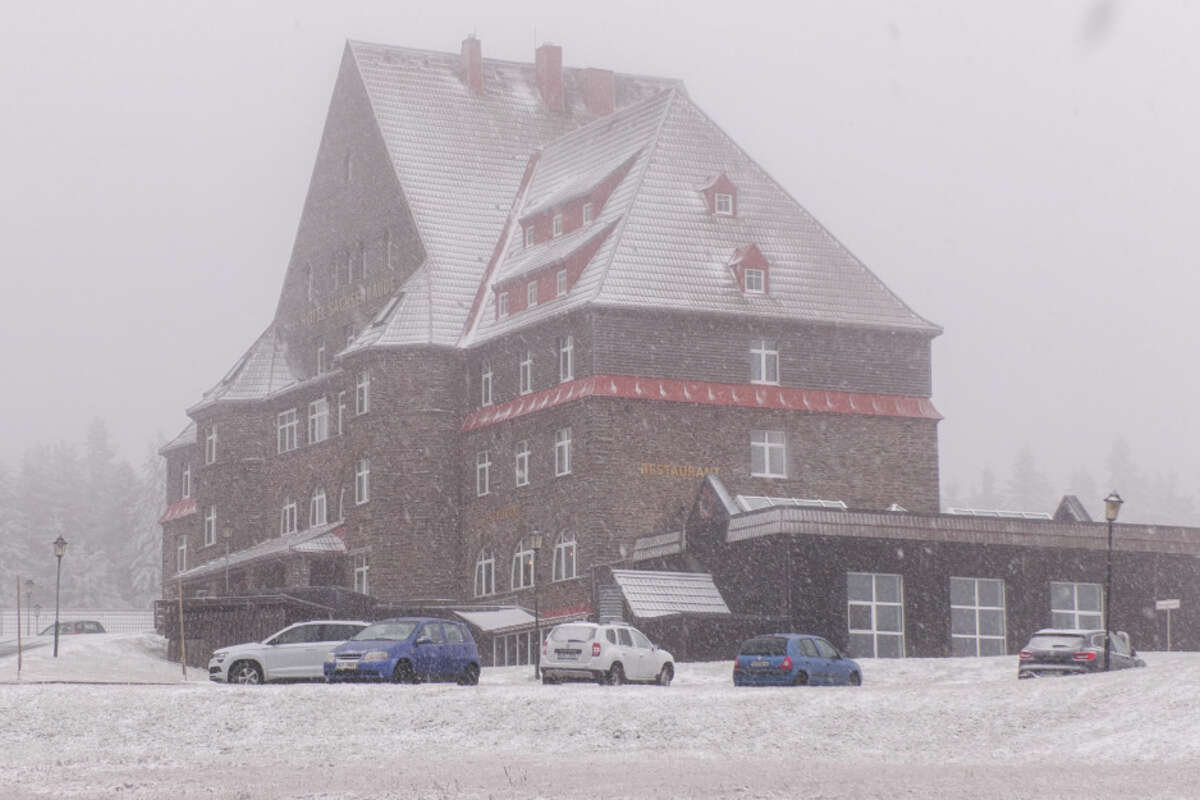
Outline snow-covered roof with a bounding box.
[190,327,302,413]
[158,422,196,455]
[610,570,730,618]
[453,607,536,633]
[172,521,346,581]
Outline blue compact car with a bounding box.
[324,617,481,685]
[732,633,862,686]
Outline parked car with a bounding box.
[1017,628,1147,678]
[732,633,862,686]
[540,621,675,685]
[324,617,481,685]
[39,620,106,635]
[208,620,368,684]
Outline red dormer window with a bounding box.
[729,244,769,295]
[700,173,738,217]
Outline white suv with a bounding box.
[540,622,674,686]
[209,620,368,684]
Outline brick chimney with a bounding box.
[461,35,483,95]
[535,43,564,112]
[580,68,615,116]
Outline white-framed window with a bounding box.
[305,264,314,303]
[356,371,370,415]
[355,458,370,505]
[511,538,535,589]
[204,506,216,547]
[582,203,593,224]
[750,430,786,478]
[331,259,340,291]
[205,425,217,465]
[337,391,346,435]
[515,440,531,486]
[498,292,509,318]
[476,450,491,497]
[519,351,533,395]
[344,150,353,183]
[316,341,327,375]
[308,397,329,444]
[555,427,572,476]
[181,463,191,499]
[524,227,535,248]
[353,552,369,595]
[280,500,297,535]
[277,409,299,453]
[552,531,577,582]
[310,488,327,527]
[176,535,188,573]
[951,577,1007,657]
[744,268,765,294]
[527,281,538,307]
[481,361,493,407]
[847,572,905,658]
[715,192,733,215]
[552,213,563,238]
[384,228,395,270]
[1050,581,1104,629]
[557,335,574,382]
[338,487,346,521]
[556,269,567,297]
[750,339,779,385]
[474,549,495,597]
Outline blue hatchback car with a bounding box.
[324,617,481,685]
[732,633,862,686]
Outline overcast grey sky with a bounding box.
[2,0,1195,516]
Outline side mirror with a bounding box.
[415,636,432,646]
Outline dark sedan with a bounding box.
[1017,628,1146,678]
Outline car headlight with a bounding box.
[325,652,337,663]
[211,652,227,663]
[362,650,389,661]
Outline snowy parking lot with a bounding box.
[3,633,1198,799]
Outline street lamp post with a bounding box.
[530,530,543,680]
[223,524,233,595]
[1103,491,1124,671]
[52,536,68,658]
[24,579,33,635]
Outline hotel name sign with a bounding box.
[299,274,399,328]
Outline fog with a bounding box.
[3,0,1195,520]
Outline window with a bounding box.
[176,535,188,573]
[750,339,779,385]
[343,150,353,183]
[527,281,538,307]
[512,538,535,589]
[355,242,366,281]
[308,398,329,444]
[353,552,369,594]
[331,260,340,291]
[556,269,567,297]
[715,192,733,215]
[316,341,327,375]
[847,572,905,658]
[519,351,533,395]
[474,549,495,597]
[557,335,574,382]
[205,425,217,465]
[355,458,370,505]
[280,501,297,535]
[524,227,535,248]
[552,531,576,581]
[338,487,346,521]
[305,264,314,303]
[582,203,593,224]
[950,577,1007,657]
[384,229,395,270]
[744,268,765,294]
[552,213,563,238]
[1050,581,1103,629]
[337,391,346,435]
[181,463,191,499]
[204,506,216,547]
[476,451,491,497]
[555,427,572,476]
[498,292,509,318]
[356,371,370,415]
[750,430,786,477]
[508,439,536,491]
[481,361,493,407]
[277,409,299,453]
[310,488,327,527]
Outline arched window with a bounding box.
[552,531,577,582]
[310,487,327,527]
[474,549,495,597]
[511,538,535,590]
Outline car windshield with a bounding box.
[1027,634,1087,650]
[352,621,418,641]
[549,624,595,643]
[739,637,787,656]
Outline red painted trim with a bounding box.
[462,375,942,431]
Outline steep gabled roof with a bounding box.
[190,327,301,413]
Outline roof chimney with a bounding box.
[535,43,564,112]
[461,35,483,95]
[580,68,615,116]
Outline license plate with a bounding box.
[336,662,357,671]
[751,660,769,668]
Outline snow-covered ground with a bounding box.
[2,633,1197,799]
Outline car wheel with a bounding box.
[793,670,809,686]
[457,663,480,686]
[542,673,558,685]
[656,663,674,686]
[607,663,625,686]
[229,661,264,685]
[848,671,861,687]
[393,661,418,684]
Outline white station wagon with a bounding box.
[540,621,674,686]
[209,620,368,684]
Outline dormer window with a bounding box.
[497,292,509,318]
[527,281,538,307]
[582,203,594,224]
[729,243,769,296]
[552,214,563,238]
[524,227,535,248]
[700,173,738,217]
[715,193,733,215]
[745,268,765,294]
[556,269,567,297]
